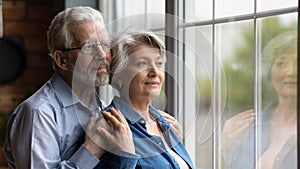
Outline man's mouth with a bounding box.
[98,65,107,73]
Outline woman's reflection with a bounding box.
[222,31,297,169]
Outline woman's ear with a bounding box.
[53,50,68,70]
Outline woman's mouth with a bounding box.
[144,81,160,87]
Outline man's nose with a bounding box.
[94,45,107,60]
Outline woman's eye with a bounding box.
[275,60,286,67]
[156,62,164,67]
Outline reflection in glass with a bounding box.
[216,20,255,169]
[216,20,254,115]
[221,14,297,168]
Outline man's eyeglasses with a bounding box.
[58,42,110,54]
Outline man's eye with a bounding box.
[101,43,110,50]
[137,61,148,67]
[85,44,95,49]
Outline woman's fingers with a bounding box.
[101,107,127,131]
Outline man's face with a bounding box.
[67,21,111,87]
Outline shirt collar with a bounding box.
[50,73,80,108]
[111,96,168,127]
[50,73,105,117]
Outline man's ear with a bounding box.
[115,76,123,89]
[53,50,68,70]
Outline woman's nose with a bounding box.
[148,62,159,76]
[286,61,297,76]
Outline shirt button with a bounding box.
[158,142,162,146]
[140,120,145,123]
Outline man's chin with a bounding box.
[95,74,109,86]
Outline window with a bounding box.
[181,0,298,168]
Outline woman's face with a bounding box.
[271,50,297,98]
[120,44,165,101]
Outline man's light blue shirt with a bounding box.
[4,73,137,169]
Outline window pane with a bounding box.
[122,0,145,17]
[185,0,212,21]
[220,14,298,169]
[215,0,254,18]
[106,0,165,35]
[183,25,213,168]
[146,0,165,29]
[256,14,297,169]
[147,0,165,14]
[216,21,255,168]
[257,0,298,12]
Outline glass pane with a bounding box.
[216,20,255,168]
[147,0,165,14]
[107,0,146,34]
[185,0,212,21]
[257,0,298,12]
[215,0,254,18]
[220,14,298,169]
[257,14,297,169]
[123,0,145,17]
[146,0,165,29]
[184,25,213,169]
[65,0,97,8]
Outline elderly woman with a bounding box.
[222,31,297,169]
[100,30,194,169]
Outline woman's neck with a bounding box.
[275,96,296,117]
[121,94,152,121]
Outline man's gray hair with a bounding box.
[47,6,105,70]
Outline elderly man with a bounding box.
[4,6,137,169]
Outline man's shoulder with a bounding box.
[14,80,60,114]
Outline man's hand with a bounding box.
[158,110,183,141]
[84,107,135,158]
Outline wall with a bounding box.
[0,0,64,167]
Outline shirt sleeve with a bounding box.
[96,150,140,169]
[7,105,99,169]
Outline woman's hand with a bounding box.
[84,107,135,157]
[158,110,183,141]
[221,109,255,154]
